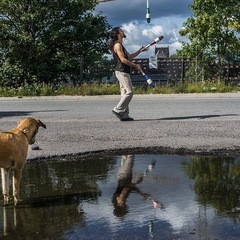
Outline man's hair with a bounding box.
[108,27,121,51]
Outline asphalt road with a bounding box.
[0,93,240,160]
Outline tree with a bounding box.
[178,0,240,80]
[87,56,115,83]
[0,0,111,87]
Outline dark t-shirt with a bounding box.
[113,43,130,74]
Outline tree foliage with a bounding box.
[178,0,240,80]
[182,156,240,220]
[0,0,111,87]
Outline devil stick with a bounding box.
[141,35,164,52]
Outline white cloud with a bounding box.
[96,0,192,56]
[115,20,185,57]
[142,25,164,38]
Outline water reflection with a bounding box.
[2,203,85,239]
[113,155,164,218]
[0,154,240,239]
[182,156,240,220]
[0,156,116,239]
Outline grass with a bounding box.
[0,80,239,97]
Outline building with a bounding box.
[131,46,191,86]
[131,46,239,86]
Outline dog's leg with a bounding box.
[12,168,23,206]
[1,168,11,205]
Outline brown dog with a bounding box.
[0,117,46,206]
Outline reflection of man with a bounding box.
[112,155,135,217]
[112,155,165,218]
[112,155,152,217]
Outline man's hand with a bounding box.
[135,64,142,72]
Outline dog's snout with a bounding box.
[37,119,46,129]
[29,138,36,145]
[29,129,38,145]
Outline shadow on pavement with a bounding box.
[134,114,239,121]
[0,110,66,118]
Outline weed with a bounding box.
[0,80,237,97]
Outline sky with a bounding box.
[95,0,193,58]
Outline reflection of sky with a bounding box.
[73,154,240,239]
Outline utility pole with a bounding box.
[79,55,84,84]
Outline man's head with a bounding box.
[109,26,126,51]
[109,27,126,40]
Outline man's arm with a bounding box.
[128,46,148,60]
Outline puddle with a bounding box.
[1,154,240,239]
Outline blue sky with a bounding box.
[95,0,193,57]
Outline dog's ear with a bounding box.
[37,119,46,129]
[23,128,29,134]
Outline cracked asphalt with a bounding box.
[0,93,240,160]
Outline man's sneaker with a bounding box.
[120,117,134,121]
[112,110,122,120]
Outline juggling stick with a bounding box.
[141,36,164,52]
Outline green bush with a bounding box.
[0,80,238,97]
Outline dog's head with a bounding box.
[17,117,46,144]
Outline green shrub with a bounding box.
[0,80,238,97]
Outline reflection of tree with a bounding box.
[0,155,116,238]
[2,203,85,239]
[23,155,116,202]
[182,156,240,220]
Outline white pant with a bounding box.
[113,71,134,118]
